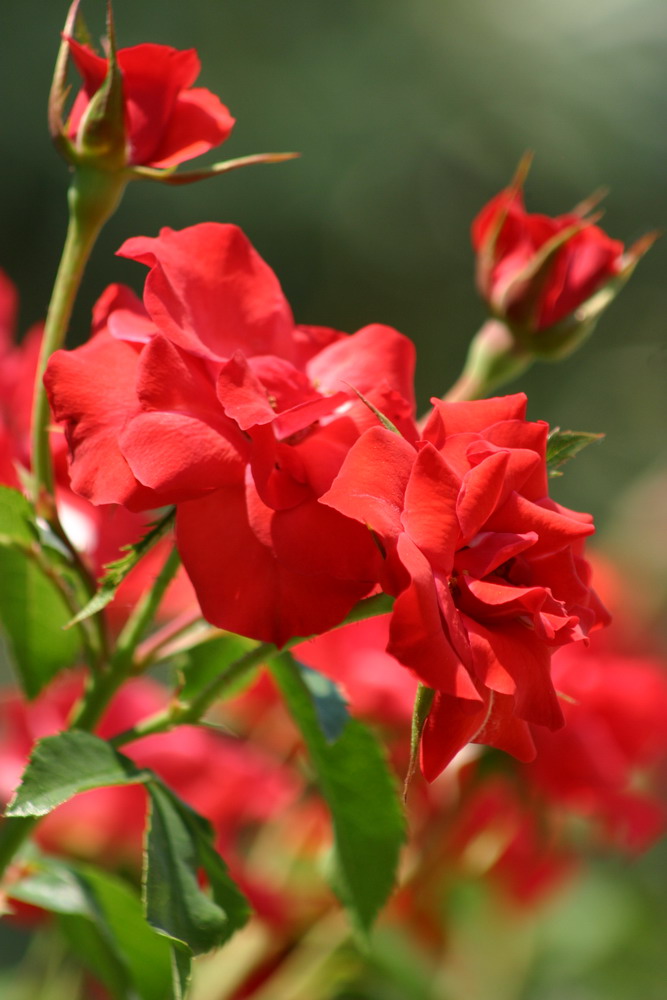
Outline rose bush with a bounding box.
[45,223,417,644]
[322,394,609,778]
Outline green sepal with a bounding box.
[72,2,126,168]
[404,683,435,798]
[546,428,604,477]
[131,151,300,185]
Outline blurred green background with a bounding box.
[2,0,666,530]
[1,1,666,997]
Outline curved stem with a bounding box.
[443,319,531,403]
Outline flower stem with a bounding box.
[31,166,127,513]
[444,319,532,402]
[109,593,396,748]
[110,641,276,747]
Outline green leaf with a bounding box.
[6,731,149,817]
[9,853,175,1000]
[0,546,81,698]
[546,428,604,477]
[0,485,37,546]
[67,508,175,627]
[145,781,250,955]
[170,946,193,1000]
[270,652,405,933]
[296,661,350,743]
[179,632,256,701]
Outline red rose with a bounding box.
[322,394,609,778]
[65,39,235,168]
[44,223,417,645]
[472,175,625,337]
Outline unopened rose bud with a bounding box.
[471,155,657,359]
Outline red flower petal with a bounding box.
[118,224,296,361]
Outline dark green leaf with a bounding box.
[9,853,175,1000]
[296,661,350,743]
[145,781,250,955]
[546,428,604,477]
[270,652,405,933]
[0,546,81,698]
[179,632,255,701]
[6,732,149,817]
[67,508,175,627]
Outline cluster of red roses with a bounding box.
[41,219,610,779]
[1,20,666,994]
[4,22,650,787]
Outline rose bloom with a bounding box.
[322,394,608,779]
[45,223,417,645]
[472,178,625,335]
[65,38,235,168]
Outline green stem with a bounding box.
[133,609,206,670]
[111,641,276,747]
[69,546,182,733]
[444,319,532,402]
[31,166,127,509]
[0,170,129,887]
[110,593,396,748]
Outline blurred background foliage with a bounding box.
[1,0,666,997]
